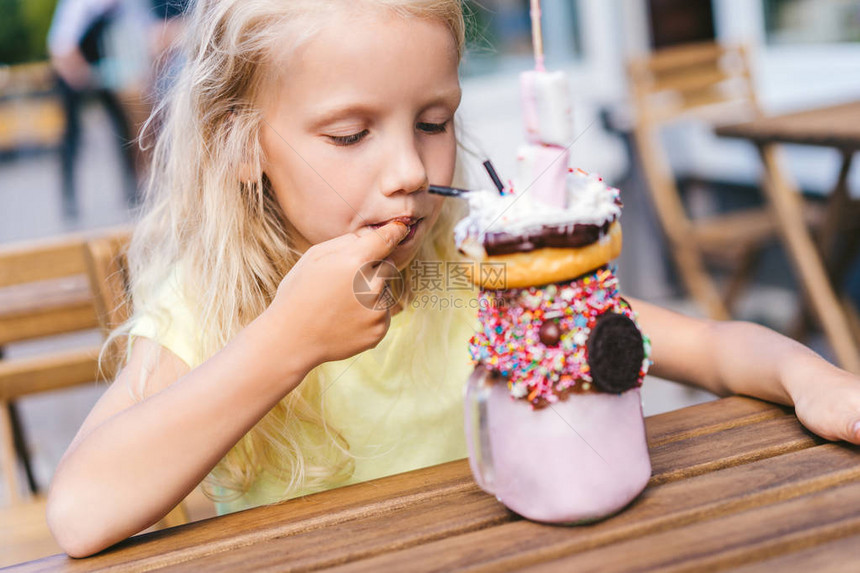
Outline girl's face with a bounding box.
[261,9,462,269]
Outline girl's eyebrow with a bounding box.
[309,88,462,130]
[308,104,376,130]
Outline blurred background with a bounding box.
[2,0,859,565]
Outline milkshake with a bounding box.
[453,0,652,524]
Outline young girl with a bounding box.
[47,0,860,558]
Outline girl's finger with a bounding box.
[356,221,409,260]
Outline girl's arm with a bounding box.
[47,222,409,558]
[47,313,310,558]
[628,297,860,445]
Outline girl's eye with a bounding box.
[418,121,449,134]
[327,130,369,146]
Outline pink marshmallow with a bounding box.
[520,70,573,147]
[516,143,569,208]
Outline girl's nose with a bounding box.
[380,138,428,196]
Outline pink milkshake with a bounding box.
[461,270,652,524]
[453,0,652,524]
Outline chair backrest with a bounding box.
[626,42,761,244]
[0,227,129,502]
[82,231,133,379]
[628,42,761,128]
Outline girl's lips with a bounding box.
[399,218,420,244]
[369,216,419,228]
[368,217,422,245]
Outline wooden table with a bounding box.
[716,101,860,374]
[10,396,860,572]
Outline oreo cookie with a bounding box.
[586,312,644,393]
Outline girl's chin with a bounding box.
[389,242,422,271]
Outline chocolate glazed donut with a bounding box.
[586,312,645,393]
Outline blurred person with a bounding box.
[48,0,142,217]
[143,0,189,142]
[48,0,187,217]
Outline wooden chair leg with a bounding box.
[722,245,762,313]
[759,144,860,373]
[817,150,853,267]
[672,243,731,320]
[0,346,39,497]
[0,400,25,503]
[7,402,38,495]
[843,296,860,347]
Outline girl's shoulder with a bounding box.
[127,265,201,368]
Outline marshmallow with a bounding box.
[520,70,573,147]
[515,143,570,208]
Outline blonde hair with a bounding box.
[105,0,473,505]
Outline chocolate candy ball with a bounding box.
[586,312,645,393]
[539,320,562,347]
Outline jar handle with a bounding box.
[464,366,495,494]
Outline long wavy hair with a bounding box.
[103,0,475,505]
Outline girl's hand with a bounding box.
[269,221,410,370]
[787,366,860,445]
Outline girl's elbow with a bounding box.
[46,486,114,558]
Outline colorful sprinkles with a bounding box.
[469,266,652,409]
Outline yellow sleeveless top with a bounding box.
[129,272,477,515]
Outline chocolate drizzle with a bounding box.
[483,217,616,256]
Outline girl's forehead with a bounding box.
[268,10,460,113]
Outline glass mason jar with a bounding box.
[464,365,650,524]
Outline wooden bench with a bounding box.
[0,232,110,502]
[0,227,193,564]
[0,62,64,152]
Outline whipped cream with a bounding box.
[454,170,621,253]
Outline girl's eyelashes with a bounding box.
[325,120,450,147]
[328,129,369,146]
[417,120,449,134]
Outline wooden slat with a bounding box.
[0,276,92,318]
[0,347,102,400]
[649,414,822,486]
[691,207,776,247]
[9,460,479,572]
[691,200,824,252]
[730,532,860,572]
[520,480,860,573]
[650,65,731,96]
[168,488,511,572]
[0,302,99,346]
[645,396,788,447]
[0,242,87,289]
[82,234,131,333]
[327,444,859,573]
[7,399,811,572]
[640,41,724,73]
[716,101,860,149]
[0,226,132,288]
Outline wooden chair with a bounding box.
[626,42,820,320]
[0,228,189,564]
[0,232,108,564]
[0,233,105,503]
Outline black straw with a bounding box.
[482,160,505,194]
[428,184,471,197]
